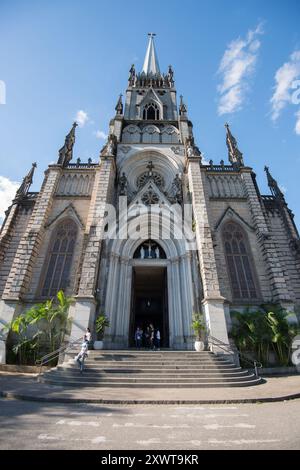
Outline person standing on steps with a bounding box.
[135,327,143,349]
[75,340,89,374]
[155,328,161,350]
[149,323,155,350]
[84,327,92,349]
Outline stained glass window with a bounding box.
[223,222,257,300]
[41,219,78,297]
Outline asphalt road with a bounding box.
[0,397,300,450]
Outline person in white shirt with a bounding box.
[155,329,161,350]
[75,340,88,374]
[84,328,92,349]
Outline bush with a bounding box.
[230,306,299,367]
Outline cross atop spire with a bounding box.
[142,33,160,75]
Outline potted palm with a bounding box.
[94,313,110,350]
[191,313,206,352]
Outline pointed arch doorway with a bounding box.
[129,240,169,347]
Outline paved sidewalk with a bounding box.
[0,372,300,404]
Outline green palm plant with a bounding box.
[230,306,300,367]
[191,313,206,341]
[3,290,73,365]
[265,307,299,366]
[95,313,110,340]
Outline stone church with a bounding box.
[0,34,300,358]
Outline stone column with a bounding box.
[114,256,130,348]
[104,252,120,345]
[187,156,230,351]
[171,257,184,349]
[69,157,116,342]
[180,253,194,349]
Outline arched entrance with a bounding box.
[129,241,169,347]
[103,214,195,350]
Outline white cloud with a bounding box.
[270,51,300,123]
[217,23,264,115]
[0,176,19,224]
[75,110,89,127]
[295,109,300,135]
[94,130,108,140]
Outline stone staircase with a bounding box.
[39,350,262,388]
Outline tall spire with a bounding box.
[15,163,37,201]
[142,33,160,75]
[57,122,78,167]
[264,166,285,200]
[225,123,244,168]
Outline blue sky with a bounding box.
[0,0,299,224]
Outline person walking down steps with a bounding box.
[75,340,89,374]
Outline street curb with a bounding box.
[1,390,300,405]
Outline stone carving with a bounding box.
[129,64,136,85]
[207,174,246,199]
[101,134,117,158]
[167,65,174,85]
[118,146,131,154]
[58,122,78,167]
[185,137,202,160]
[141,187,160,205]
[170,174,183,204]
[118,172,128,196]
[137,172,164,189]
[15,163,37,200]
[171,146,184,155]
[179,95,187,116]
[56,173,94,196]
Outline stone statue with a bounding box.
[185,138,195,159]
[171,174,183,203]
[101,134,117,158]
[119,172,127,196]
[167,65,174,84]
[140,246,145,259]
[15,163,37,200]
[129,64,136,85]
[155,247,160,259]
[58,122,78,167]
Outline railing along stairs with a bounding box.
[207,334,263,377]
[36,336,83,377]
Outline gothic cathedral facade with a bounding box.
[0,35,300,357]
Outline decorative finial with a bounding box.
[264,166,285,200]
[115,94,123,115]
[179,95,187,116]
[57,122,78,167]
[15,162,37,201]
[225,123,244,168]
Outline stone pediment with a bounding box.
[45,203,84,229]
[214,206,255,232]
[129,179,172,209]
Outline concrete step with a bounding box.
[40,377,262,388]
[58,365,242,372]
[41,350,261,388]
[47,369,250,379]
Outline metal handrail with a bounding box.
[36,336,83,376]
[207,334,263,377]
